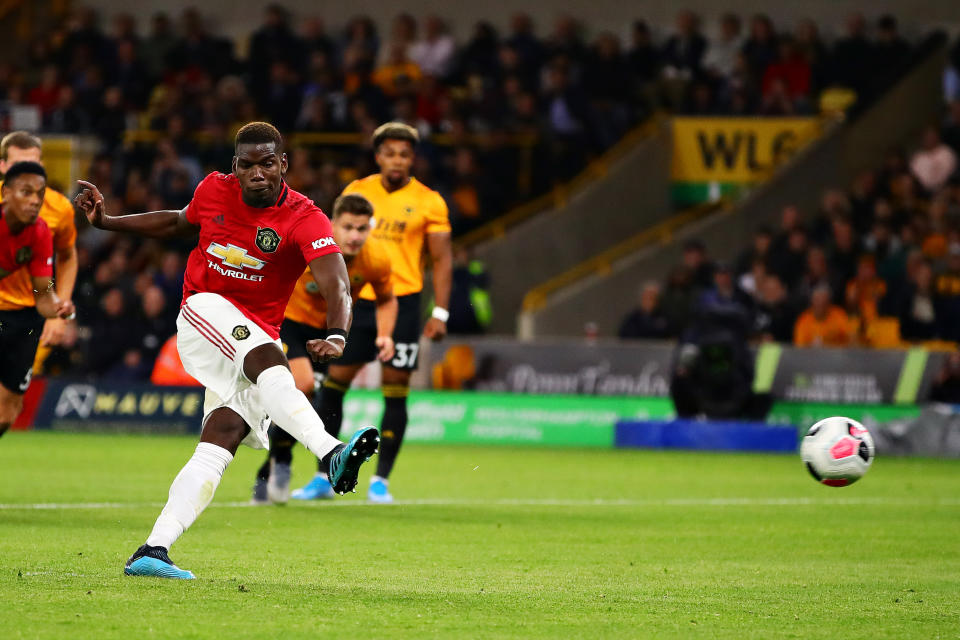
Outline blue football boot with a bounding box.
[124,545,195,579]
[291,473,335,500]
[328,427,380,495]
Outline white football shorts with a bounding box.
[176,292,280,449]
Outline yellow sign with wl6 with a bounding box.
[671,117,822,183]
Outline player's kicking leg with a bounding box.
[252,355,320,504]
[125,293,378,578]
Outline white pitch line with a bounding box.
[0,497,957,510]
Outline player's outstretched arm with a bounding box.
[75,180,199,239]
[31,276,75,320]
[305,253,352,362]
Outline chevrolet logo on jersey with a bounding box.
[206,243,265,270]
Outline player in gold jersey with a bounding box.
[251,193,398,503]
[293,122,452,503]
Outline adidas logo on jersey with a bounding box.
[311,236,336,250]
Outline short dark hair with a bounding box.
[1,131,42,160]
[2,161,46,185]
[332,193,374,218]
[372,121,419,151]
[235,121,283,151]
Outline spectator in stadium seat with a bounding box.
[141,12,177,78]
[794,245,841,308]
[693,262,751,324]
[682,80,718,115]
[681,238,714,290]
[85,287,140,375]
[753,274,796,343]
[771,204,802,253]
[619,281,669,339]
[410,16,455,79]
[830,12,873,95]
[794,284,853,347]
[845,255,887,323]
[793,19,829,94]
[26,65,63,118]
[759,77,797,115]
[153,251,184,304]
[703,13,743,81]
[735,225,773,276]
[738,257,769,303]
[46,86,89,133]
[627,21,660,88]
[897,258,938,340]
[661,10,707,79]
[545,15,587,67]
[910,126,958,194]
[373,43,423,97]
[827,216,862,288]
[761,37,811,108]
[741,14,778,82]
[138,285,174,367]
[586,32,630,147]
[934,244,960,342]
[770,225,808,289]
[871,15,911,85]
[864,218,906,292]
[458,21,500,80]
[848,170,879,234]
[505,13,543,72]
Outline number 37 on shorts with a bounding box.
[390,342,420,369]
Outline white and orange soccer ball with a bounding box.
[800,417,875,487]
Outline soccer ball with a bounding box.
[800,417,875,487]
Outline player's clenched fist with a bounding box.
[306,338,344,363]
[74,180,105,227]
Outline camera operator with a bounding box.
[670,263,772,419]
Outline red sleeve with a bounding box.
[29,220,54,278]
[184,172,219,225]
[292,208,342,263]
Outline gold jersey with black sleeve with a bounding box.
[341,175,450,300]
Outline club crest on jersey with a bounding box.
[256,227,281,253]
[206,243,264,270]
[305,281,320,294]
[232,325,251,340]
[15,247,32,264]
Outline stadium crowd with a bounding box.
[4,6,921,228]
[0,5,940,377]
[620,100,960,348]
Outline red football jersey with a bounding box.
[0,210,53,282]
[182,172,342,339]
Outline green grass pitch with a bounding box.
[0,431,957,639]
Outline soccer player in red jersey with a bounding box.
[74,122,379,579]
[0,162,74,437]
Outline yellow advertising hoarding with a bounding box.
[671,117,822,183]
